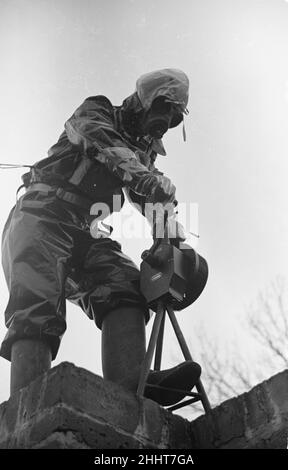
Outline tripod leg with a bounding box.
[153,310,166,371]
[166,303,211,412]
[137,300,165,397]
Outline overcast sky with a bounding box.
[0,0,287,409]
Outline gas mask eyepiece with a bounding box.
[142,97,181,139]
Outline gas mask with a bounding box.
[140,96,183,139]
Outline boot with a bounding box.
[144,361,201,406]
[101,307,201,405]
[10,339,52,394]
[101,307,146,392]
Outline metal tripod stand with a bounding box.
[136,297,211,412]
[136,213,211,413]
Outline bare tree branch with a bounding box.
[170,277,288,416]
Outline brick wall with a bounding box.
[190,369,288,449]
[0,362,192,449]
[0,362,287,449]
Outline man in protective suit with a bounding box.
[0,68,201,405]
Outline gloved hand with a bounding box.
[141,218,187,267]
[151,175,176,205]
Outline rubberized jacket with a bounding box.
[25,68,189,216]
[0,68,190,361]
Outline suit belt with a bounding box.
[26,183,93,210]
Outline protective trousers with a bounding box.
[0,188,150,361]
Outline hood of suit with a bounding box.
[120,68,189,150]
[136,68,189,114]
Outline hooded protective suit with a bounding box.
[0,68,189,361]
